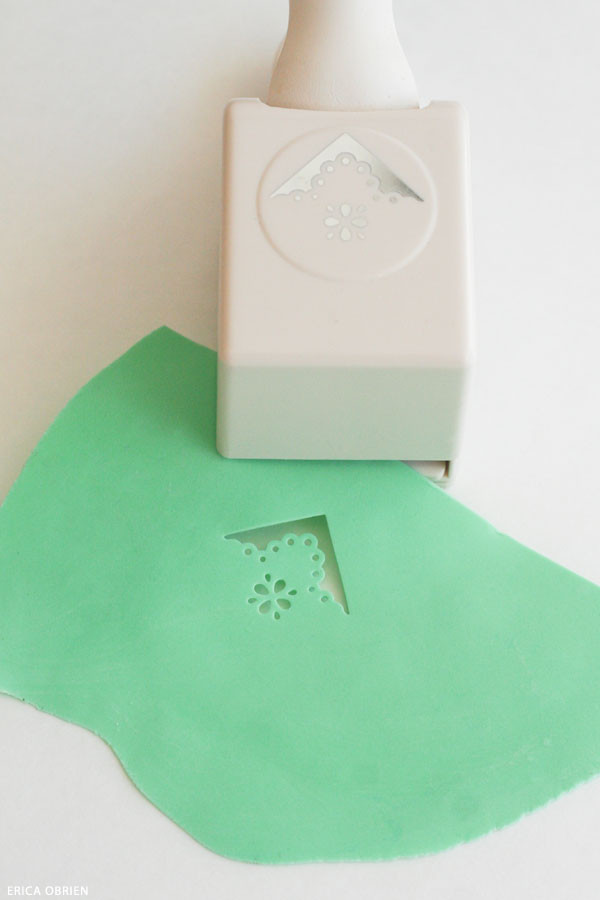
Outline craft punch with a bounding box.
[217,0,474,484]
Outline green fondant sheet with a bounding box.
[1,327,600,863]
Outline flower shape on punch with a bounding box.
[247,573,298,620]
[323,203,368,242]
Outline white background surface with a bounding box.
[1,0,599,896]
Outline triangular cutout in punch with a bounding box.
[270,132,424,200]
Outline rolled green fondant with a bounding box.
[1,327,600,863]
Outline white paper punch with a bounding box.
[217,0,474,483]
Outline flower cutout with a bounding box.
[247,573,298,620]
[323,203,368,242]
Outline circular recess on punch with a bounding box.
[257,127,437,282]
